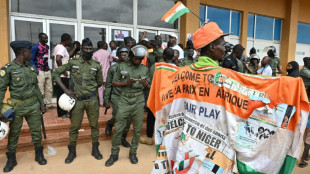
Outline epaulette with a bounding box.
[3,63,11,69]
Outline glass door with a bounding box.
[82,23,108,51]
[10,16,46,60]
[47,20,77,68]
[136,29,157,43]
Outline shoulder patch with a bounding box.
[1,69,6,76]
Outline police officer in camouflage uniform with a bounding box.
[52,38,103,164]
[267,46,283,76]
[0,41,47,173]
[245,54,260,74]
[104,46,131,147]
[105,45,150,167]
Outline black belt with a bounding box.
[77,92,97,101]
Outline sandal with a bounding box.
[299,162,308,168]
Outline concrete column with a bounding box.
[240,10,249,51]
[280,0,299,73]
[0,0,10,67]
[180,0,200,46]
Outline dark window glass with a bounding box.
[255,15,273,40]
[83,0,133,24]
[138,32,156,41]
[297,22,310,44]
[138,0,177,29]
[274,19,282,41]
[231,11,240,36]
[49,23,75,55]
[14,20,43,46]
[247,14,255,38]
[11,0,76,18]
[84,27,107,49]
[207,6,230,34]
[199,5,206,27]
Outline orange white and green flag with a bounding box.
[161,2,190,24]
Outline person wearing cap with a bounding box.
[179,46,197,67]
[300,57,310,89]
[245,54,260,74]
[52,38,104,164]
[192,21,229,68]
[0,41,47,172]
[104,46,132,148]
[267,46,283,76]
[222,44,245,72]
[93,41,113,107]
[168,33,184,61]
[105,45,150,167]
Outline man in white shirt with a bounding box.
[257,56,272,76]
[109,41,119,66]
[168,33,184,61]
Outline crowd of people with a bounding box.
[0,26,310,173]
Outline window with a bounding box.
[297,23,310,44]
[207,7,230,34]
[200,5,241,36]
[14,20,43,45]
[11,0,76,18]
[82,0,133,24]
[138,0,177,29]
[84,27,107,49]
[247,14,282,41]
[199,5,206,27]
[255,16,273,40]
[247,14,255,38]
[231,12,240,36]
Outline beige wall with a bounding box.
[0,0,10,67]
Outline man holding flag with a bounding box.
[149,2,309,173]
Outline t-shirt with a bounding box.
[257,64,272,76]
[171,45,184,60]
[110,47,118,66]
[53,44,70,78]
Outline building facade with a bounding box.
[1,0,310,73]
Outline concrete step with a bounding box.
[0,106,148,153]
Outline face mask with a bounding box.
[83,51,93,60]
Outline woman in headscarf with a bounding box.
[286,61,299,77]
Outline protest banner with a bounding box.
[148,62,309,174]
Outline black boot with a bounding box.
[35,146,47,165]
[91,142,103,160]
[129,153,138,164]
[121,134,130,148]
[3,152,17,173]
[105,123,113,136]
[65,145,76,164]
[105,155,118,167]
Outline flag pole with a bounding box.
[189,10,205,23]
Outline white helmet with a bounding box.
[0,121,9,140]
[58,93,76,112]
